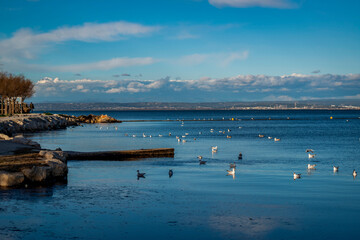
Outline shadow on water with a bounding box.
[0,182,67,201]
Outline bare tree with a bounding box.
[0,72,35,115]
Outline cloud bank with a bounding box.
[33,73,360,102]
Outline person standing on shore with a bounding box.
[30,102,34,113]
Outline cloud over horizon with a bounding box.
[33,73,360,102]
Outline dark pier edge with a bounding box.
[65,148,175,161]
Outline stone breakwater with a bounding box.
[0,150,68,187]
[0,114,78,136]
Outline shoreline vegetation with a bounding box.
[0,72,35,115]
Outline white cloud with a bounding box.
[33,73,360,100]
[209,0,297,9]
[52,57,156,72]
[177,51,249,66]
[221,51,249,66]
[0,21,160,60]
[171,73,360,91]
[178,54,209,65]
[35,76,169,95]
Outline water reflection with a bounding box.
[209,215,295,239]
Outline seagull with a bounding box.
[182,139,187,143]
[198,156,203,160]
[177,138,181,142]
[199,160,207,165]
[176,136,180,139]
[259,134,264,138]
[268,136,272,139]
[185,133,189,135]
[230,163,236,168]
[353,170,357,177]
[169,132,171,136]
[333,166,339,172]
[308,164,316,170]
[308,153,316,158]
[212,146,218,152]
[169,169,173,178]
[306,149,314,153]
[227,168,235,175]
[228,129,231,132]
[137,170,146,178]
[159,134,163,137]
[274,138,281,141]
[238,153,243,160]
[293,172,301,179]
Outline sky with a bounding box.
[0,0,359,102]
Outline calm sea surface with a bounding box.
[1,110,360,240]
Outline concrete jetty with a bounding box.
[66,148,175,161]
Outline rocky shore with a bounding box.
[0,113,121,136]
[0,150,68,187]
[0,113,122,188]
[0,114,78,137]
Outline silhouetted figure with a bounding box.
[169,169,173,178]
[30,102,34,113]
[238,152,243,160]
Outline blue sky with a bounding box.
[0,0,359,102]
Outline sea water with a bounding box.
[1,110,359,240]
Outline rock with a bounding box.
[21,166,52,182]
[55,147,62,151]
[39,150,67,163]
[0,133,12,140]
[45,159,68,178]
[0,171,25,187]
[11,136,41,149]
[76,114,121,123]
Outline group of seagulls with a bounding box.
[138,146,243,180]
[293,149,357,180]
[95,122,357,181]
[259,134,280,142]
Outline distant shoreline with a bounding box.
[33,108,360,112]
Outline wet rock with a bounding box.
[0,133,12,140]
[39,150,67,163]
[21,166,52,182]
[45,159,68,178]
[12,136,41,149]
[0,171,25,187]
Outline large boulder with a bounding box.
[21,166,52,182]
[0,171,25,187]
[39,150,67,163]
[12,136,41,149]
[45,159,68,178]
